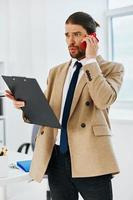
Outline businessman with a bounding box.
[6,12,124,200]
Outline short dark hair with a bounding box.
[65,11,100,34]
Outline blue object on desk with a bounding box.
[17,160,31,172]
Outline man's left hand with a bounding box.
[82,36,99,59]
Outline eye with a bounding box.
[74,32,82,37]
[65,33,69,38]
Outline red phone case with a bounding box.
[80,33,99,50]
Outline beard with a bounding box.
[68,46,85,60]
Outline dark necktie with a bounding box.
[60,61,82,153]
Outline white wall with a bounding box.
[0,0,33,150]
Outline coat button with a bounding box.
[85,101,90,106]
[86,70,92,81]
[81,123,86,128]
[41,131,44,135]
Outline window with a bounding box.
[112,15,133,101]
[107,3,133,103]
[107,2,133,120]
[108,0,133,9]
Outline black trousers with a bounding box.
[47,145,113,200]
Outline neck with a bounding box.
[77,55,85,61]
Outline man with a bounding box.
[6,12,124,200]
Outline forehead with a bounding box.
[65,24,87,34]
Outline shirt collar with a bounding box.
[72,58,85,68]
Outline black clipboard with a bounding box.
[2,75,61,129]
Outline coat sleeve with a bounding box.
[83,61,124,110]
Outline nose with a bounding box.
[68,35,75,46]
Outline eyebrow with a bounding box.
[65,31,82,36]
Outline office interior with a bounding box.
[0,0,133,200]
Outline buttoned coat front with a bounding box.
[28,55,124,182]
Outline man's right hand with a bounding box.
[5,90,25,109]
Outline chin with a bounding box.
[70,54,77,58]
[70,52,85,60]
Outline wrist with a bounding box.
[82,58,97,65]
[86,56,96,60]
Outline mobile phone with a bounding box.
[80,32,99,50]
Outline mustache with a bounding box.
[68,45,78,48]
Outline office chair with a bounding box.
[17,143,31,154]
[17,124,40,153]
[17,124,51,200]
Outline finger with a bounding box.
[89,36,99,50]
[5,90,13,95]
[89,36,97,45]
[82,37,91,47]
[91,36,98,46]
[86,36,94,45]
[13,100,25,108]
[93,38,99,50]
[13,103,24,109]
[5,93,16,100]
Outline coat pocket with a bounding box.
[92,125,112,136]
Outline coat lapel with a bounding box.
[69,73,87,119]
[69,55,104,119]
[53,61,71,120]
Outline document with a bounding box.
[2,75,61,129]
[17,160,31,172]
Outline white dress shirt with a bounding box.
[55,58,97,145]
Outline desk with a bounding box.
[0,151,32,200]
